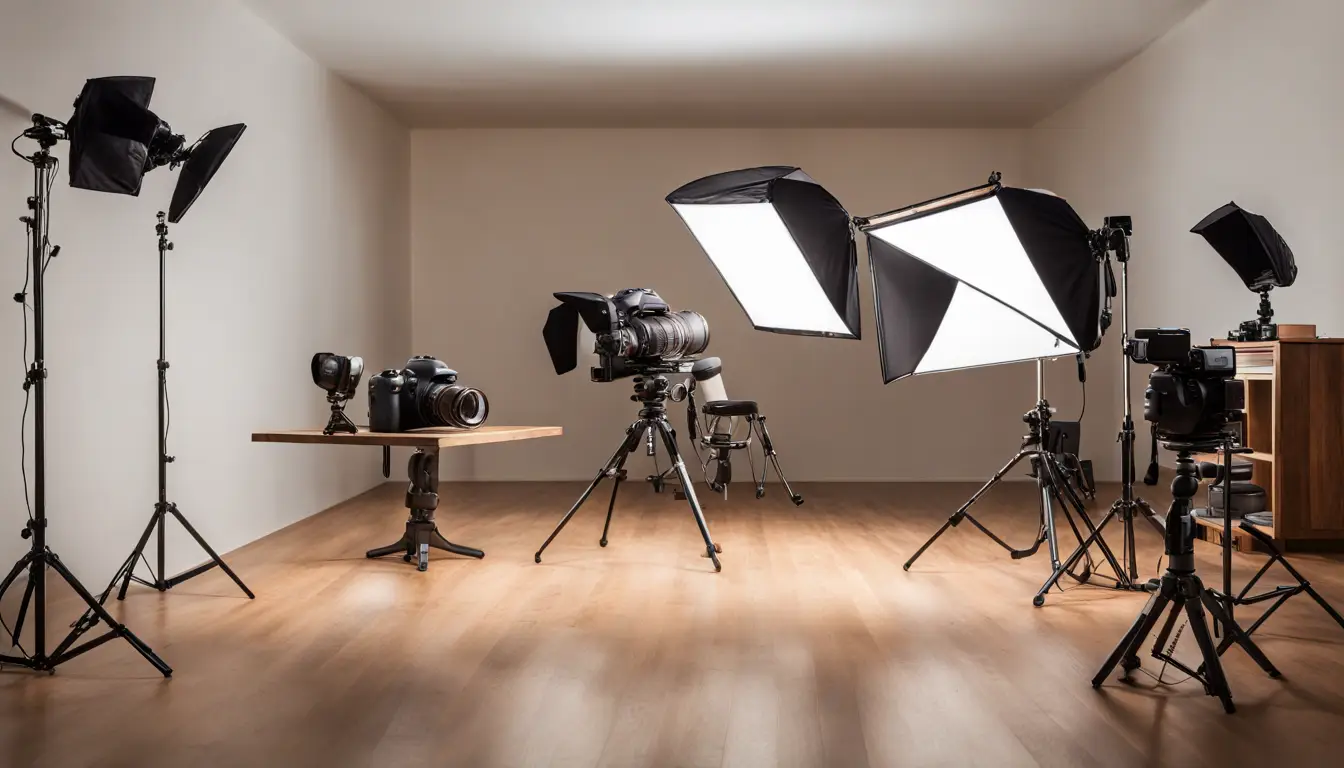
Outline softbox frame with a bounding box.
[667,167,861,339]
[169,123,247,223]
[1191,202,1297,291]
[862,182,1100,382]
[67,76,161,196]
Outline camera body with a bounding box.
[543,288,711,382]
[368,356,489,432]
[1126,329,1243,441]
[1228,318,1277,342]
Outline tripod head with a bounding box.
[1160,437,1226,572]
[630,374,673,406]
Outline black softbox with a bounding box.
[667,167,861,339]
[1191,202,1297,290]
[862,183,1100,382]
[67,76,161,195]
[168,123,246,223]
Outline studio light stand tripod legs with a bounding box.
[102,213,252,602]
[105,501,255,602]
[903,449,1032,571]
[1,134,169,676]
[1213,522,1344,648]
[367,449,484,572]
[1033,455,1130,606]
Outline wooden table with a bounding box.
[253,426,562,570]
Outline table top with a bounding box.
[252,425,563,449]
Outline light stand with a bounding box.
[1093,440,1279,713]
[534,374,722,571]
[904,359,1129,605]
[1054,224,1164,592]
[98,213,253,603]
[0,125,171,675]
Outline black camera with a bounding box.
[368,356,489,432]
[542,288,711,382]
[1126,329,1244,441]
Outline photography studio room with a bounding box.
[3,1,1344,766]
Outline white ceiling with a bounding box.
[243,0,1205,127]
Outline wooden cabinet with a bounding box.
[1194,338,1344,552]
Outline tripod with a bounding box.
[535,374,721,571]
[904,359,1128,606]
[1093,446,1279,713]
[0,127,171,676]
[1056,249,1164,592]
[100,213,253,603]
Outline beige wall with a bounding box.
[1029,0,1344,475]
[410,128,1094,481]
[0,0,410,579]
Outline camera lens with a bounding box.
[629,311,710,358]
[427,383,489,429]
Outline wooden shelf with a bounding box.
[1193,451,1273,464]
[1194,516,1274,553]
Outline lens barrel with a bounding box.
[627,311,710,359]
[426,383,490,429]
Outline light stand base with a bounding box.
[0,547,172,676]
[1217,522,1344,645]
[105,502,254,601]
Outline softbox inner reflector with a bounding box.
[667,167,860,339]
[169,123,246,223]
[864,184,1098,382]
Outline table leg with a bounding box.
[365,448,485,571]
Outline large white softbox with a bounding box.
[861,182,1101,382]
[667,167,861,339]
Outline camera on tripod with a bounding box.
[1126,328,1244,442]
[542,288,710,381]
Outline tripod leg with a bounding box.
[600,451,630,547]
[429,528,485,559]
[1202,589,1280,678]
[12,575,35,643]
[755,417,803,505]
[44,555,172,678]
[165,505,255,599]
[1054,460,1128,585]
[1094,590,1171,687]
[1182,596,1236,713]
[654,419,721,572]
[107,510,159,601]
[904,451,1030,570]
[1137,499,1165,535]
[535,424,641,564]
[366,535,412,560]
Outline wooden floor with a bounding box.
[2,481,1343,768]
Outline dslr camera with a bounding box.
[1126,328,1244,441]
[542,288,711,381]
[368,356,489,431]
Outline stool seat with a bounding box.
[1209,481,1267,515]
[703,399,758,417]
